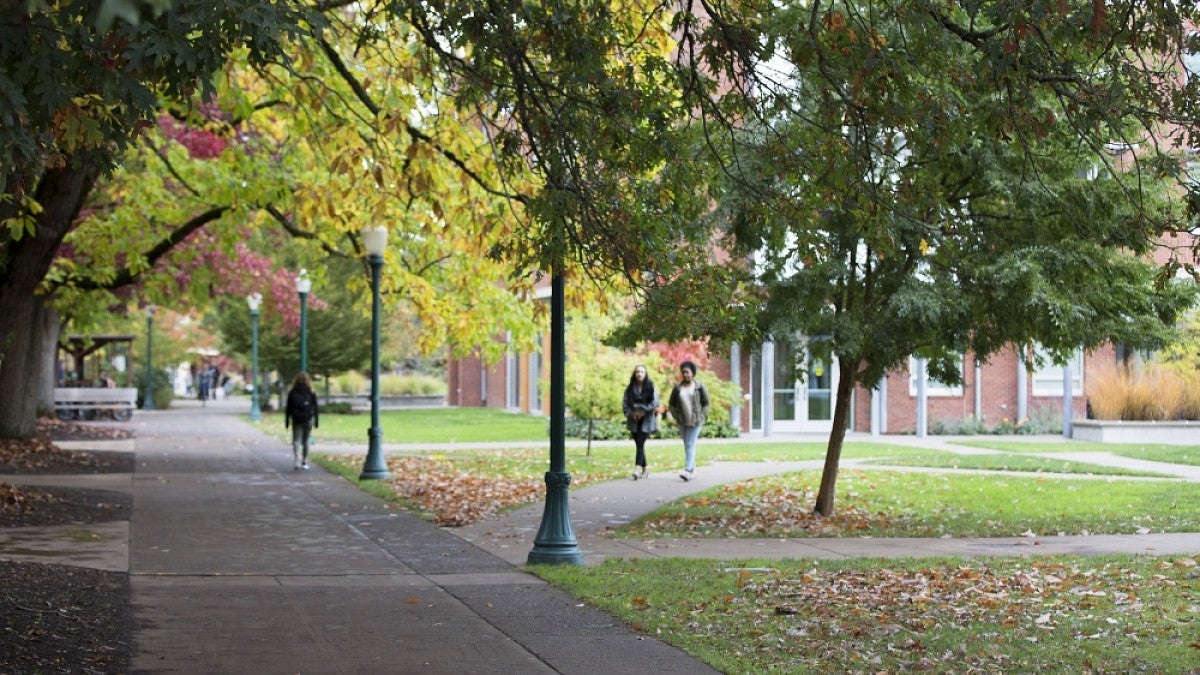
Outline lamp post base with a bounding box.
[527,471,583,565]
[359,426,390,480]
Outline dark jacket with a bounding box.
[284,386,319,429]
[622,381,660,434]
[668,380,710,427]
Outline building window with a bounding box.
[506,348,520,410]
[1031,346,1083,396]
[908,355,963,397]
[528,350,542,413]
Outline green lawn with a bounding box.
[958,440,1200,466]
[312,422,1200,672]
[532,555,1200,673]
[619,469,1200,538]
[260,406,550,443]
[861,449,1168,476]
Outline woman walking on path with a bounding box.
[284,372,320,470]
[622,365,660,480]
[667,360,709,481]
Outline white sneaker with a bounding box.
[631,470,640,480]
[679,470,693,481]
[302,461,310,470]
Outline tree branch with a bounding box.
[144,138,201,197]
[316,36,527,203]
[68,207,229,291]
[263,204,349,260]
[926,7,1006,45]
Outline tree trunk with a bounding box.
[0,158,101,438]
[812,358,859,517]
[34,306,61,416]
[0,293,44,438]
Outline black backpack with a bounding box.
[289,388,315,423]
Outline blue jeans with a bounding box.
[680,424,701,472]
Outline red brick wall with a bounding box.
[851,344,1117,434]
[705,349,752,431]
[448,353,485,407]
[453,339,1123,432]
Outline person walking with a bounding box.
[622,365,660,480]
[284,372,320,470]
[667,360,709,481]
[197,362,212,405]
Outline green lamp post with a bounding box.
[143,304,156,410]
[527,273,583,565]
[359,225,391,481]
[295,268,311,374]
[247,293,263,423]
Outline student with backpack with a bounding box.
[284,372,320,470]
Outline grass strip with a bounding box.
[860,449,1168,476]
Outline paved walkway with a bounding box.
[1,399,1199,672]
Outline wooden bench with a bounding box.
[54,387,139,421]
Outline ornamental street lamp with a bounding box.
[247,293,263,422]
[359,226,391,480]
[527,273,583,565]
[143,304,156,410]
[296,268,312,375]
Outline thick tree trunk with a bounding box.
[34,306,61,415]
[0,158,101,438]
[813,358,860,517]
[0,293,44,437]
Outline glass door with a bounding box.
[802,353,834,432]
[771,338,837,433]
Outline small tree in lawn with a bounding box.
[614,1,1200,517]
[565,311,662,453]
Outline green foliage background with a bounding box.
[565,308,741,435]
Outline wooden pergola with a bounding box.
[59,334,137,386]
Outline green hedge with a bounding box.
[136,369,174,410]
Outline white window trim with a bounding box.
[1031,346,1083,396]
[908,355,963,397]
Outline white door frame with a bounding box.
[768,337,837,433]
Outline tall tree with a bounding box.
[0,1,304,436]
[2,0,701,438]
[614,0,1200,515]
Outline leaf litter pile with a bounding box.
[326,451,542,526]
[0,431,135,475]
[378,456,545,525]
[327,451,621,526]
[36,416,134,441]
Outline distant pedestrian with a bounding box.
[284,372,320,470]
[622,365,660,480]
[197,363,212,404]
[667,360,709,482]
[208,366,221,400]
